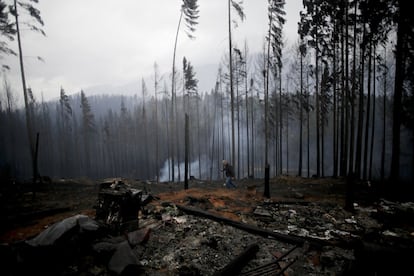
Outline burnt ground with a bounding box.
[0,176,349,244]
[1,176,414,275]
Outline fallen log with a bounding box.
[213,243,259,276]
[176,204,352,249]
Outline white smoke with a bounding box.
[158,156,212,182]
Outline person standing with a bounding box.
[222,160,236,188]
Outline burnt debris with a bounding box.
[1,178,414,275]
[95,179,142,234]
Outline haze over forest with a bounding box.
[0,0,413,189]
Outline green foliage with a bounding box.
[267,0,285,72]
[181,0,199,39]
[27,87,36,112]
[320,65,332,125]
[9,0,45,35]
[183,56,198,94]
[359,0,395,48]
[0,0,16,56]
[231,0,245,22]
[60,87,73,131]
[80,90,95,133]
[60,88,72,116]
[0,0,45,68]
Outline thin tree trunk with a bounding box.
[348,0,358,177]
[263,22,271,191]
[286,108,289,175]
[380,47,387,182]
[154,64,160,183]
[307,71,310,178]
[265,14,272,168]
[390,0,407,183]
[197,98,201,178]
[236,71,240,178]
[333,42,338,177]
[315,43,321,177]
[363,44,372,181]
[184,113,189,189]
[340,20,346,177]
[279,65,283,175]
[33,132,39,198]
[4,79,17,176]
[210,87,218,181]
[298,50,303,177]
[171,10,183,182]
[369,46,376,181]
[176,94,181,182]
[142,80,150,179]
[228,0,236,167]
[14,0,37,188]
[245,65,250,178]
[344,0,350,176]
[220,78,225,163]
[250,77,255,178]
[355,25,366,178]
[165,97,171,181]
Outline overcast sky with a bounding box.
[2,0,302,104]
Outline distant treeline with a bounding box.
[1,0,414,186]
[0,83,411,182]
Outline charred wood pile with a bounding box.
[95,178,142,234]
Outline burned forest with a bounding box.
[1,0,414,275]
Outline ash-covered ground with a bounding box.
[1,176,413,275]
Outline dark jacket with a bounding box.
[223,164,234,177]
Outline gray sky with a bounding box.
[2,0,302,104]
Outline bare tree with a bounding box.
[264,0,285,196]
[153,62,161,183]
[59,87,73,175]
[11,0,44,188]
[80,90,95,176]
[228,0,245,168]
[171,0,199,182]
[0,0,16,63]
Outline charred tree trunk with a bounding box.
[298,50,304,177]
[355,25,366,178]
[13,0,38,192]
[369,46,376,181]
[228,0,236,168]
[390,0,408,183]
[380,47,387,182]
[363,44,372,181]
[185,113,189,189]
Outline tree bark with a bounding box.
[228,0,236,168]
[170,10,183,182]
[390,0,407,183]
[185,113,189,189]
[14,0,37,186]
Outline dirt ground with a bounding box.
[1,176,413,275]
[0,176,353,243]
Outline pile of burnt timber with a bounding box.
[1,179,147,276]
[95,178,142,234]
